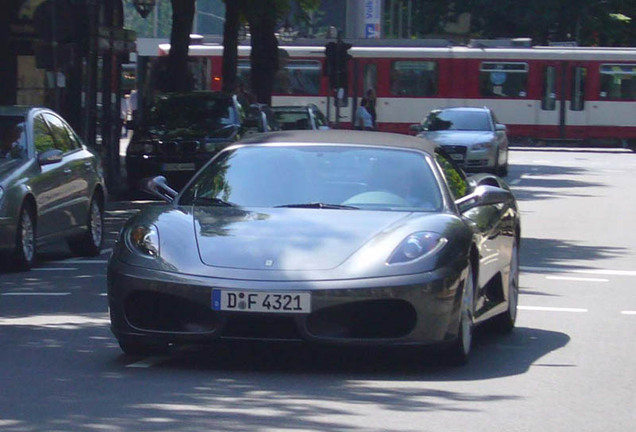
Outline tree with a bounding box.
[220,0,319,103]
[451,0,635,46]
[166,0,196,92]
[221,0,240,94]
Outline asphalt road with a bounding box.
[1,147,635,431]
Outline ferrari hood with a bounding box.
[193,207,409,271]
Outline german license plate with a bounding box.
[450,153,464,161]
[212,290,311,314]
[162,162,196,172]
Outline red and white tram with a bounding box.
[158,41,636,144]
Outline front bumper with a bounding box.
[442,145,497,171]
[107,258,467,348]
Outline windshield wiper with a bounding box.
[192,196,236,207]
[275,202,359,210]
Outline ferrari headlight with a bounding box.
[470,141,494,151]
[126,224,160,257]
[388,232,447,265]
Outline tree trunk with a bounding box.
[167,0,195,92]
[0,3,17,105]
[221,0,241,94]
[246,0,279,105]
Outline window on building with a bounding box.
[390,61,438,96]
[479,62,529,98]
[600,64,636,100]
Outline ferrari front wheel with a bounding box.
[494,239,519,333]
[446,263,475,366]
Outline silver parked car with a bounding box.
[272,104,330,130]
[107,130,520,365]
[0,106,106,271]
[413,107,509,176]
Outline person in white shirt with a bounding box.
[355,98,374,130]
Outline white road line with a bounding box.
[31,267,78,271]
[519,306,588,313]
[545,276,609,283]
[1,292,71,296]
[621,311,636,315]
[59,259,108,264]
[509,179,521,185]
[126,356,169,368]
[521,266,636,277]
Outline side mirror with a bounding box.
[140,176,178,203]
[410,124,424,133]
[37,149,63,165]
[456,185,512,213]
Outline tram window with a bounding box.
[390,61,438,97]
[272,60,321,95]
[237,60,251,88]
[571,67,587,111]
[600,64,636,100]
[479,62,528,98]
[363,64,378,94]
[542,66,557,111]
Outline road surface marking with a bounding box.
[621,311,636,315]
[1,292,71,296]
[31,267,78,271]
[59,259,108,264]
[510,179,521,185]
[545,276,609,282]
[519,306,588,313]
[126,356,169,368]
[521,266,636,277]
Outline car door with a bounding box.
[43,112,90,230]
[29,113,68,238]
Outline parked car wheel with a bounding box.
[68,196,104,257]
[12,204,36,271]
[446,263,475,365]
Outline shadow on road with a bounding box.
[520,237,629,271]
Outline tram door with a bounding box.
[537,62,589,140]
[351,59,379,128]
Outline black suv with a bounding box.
[126,91,242,190]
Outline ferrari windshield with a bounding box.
[180,145,443,211]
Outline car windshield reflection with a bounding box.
[425,110,491,131]
[180,145,443,211]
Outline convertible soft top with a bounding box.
[234,130,439,154]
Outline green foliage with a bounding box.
[451,0,636,46]
[123,0,173,38]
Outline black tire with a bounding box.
[118,337,169,356]
[493,239,520,333]
[446,263,475,366]
[11,204,36,271]
[68,196,104,257]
